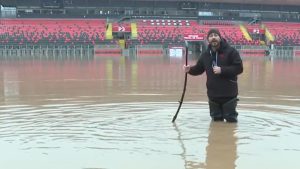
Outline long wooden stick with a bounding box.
[172,42,188,123]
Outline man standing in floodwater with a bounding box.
[183,28,243,122]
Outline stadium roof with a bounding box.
[134,0,300,6]
[1,0,299,7]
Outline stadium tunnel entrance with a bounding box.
[187,41,208,59]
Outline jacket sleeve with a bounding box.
[188,55,205,76]
[220,49,243,77]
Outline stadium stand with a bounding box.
[0,18,299,46]
[0,0,299,47]
[263,22,300,46]
[0,19,106,45]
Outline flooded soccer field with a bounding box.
[0,56,299,169]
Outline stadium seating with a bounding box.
[0,19,106,45]
[1,19,299,46]
[263,22,300,46]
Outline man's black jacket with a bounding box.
[188,39,243,98]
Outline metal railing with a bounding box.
[0,44,93,60]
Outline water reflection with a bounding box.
[205,122,237,169]
[1,57,299,104]
[173,122,205,169]
[173,121,237,169]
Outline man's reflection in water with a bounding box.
[205,122,238,169]
[173,122,237,169]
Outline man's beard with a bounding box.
[210,41,220,48]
